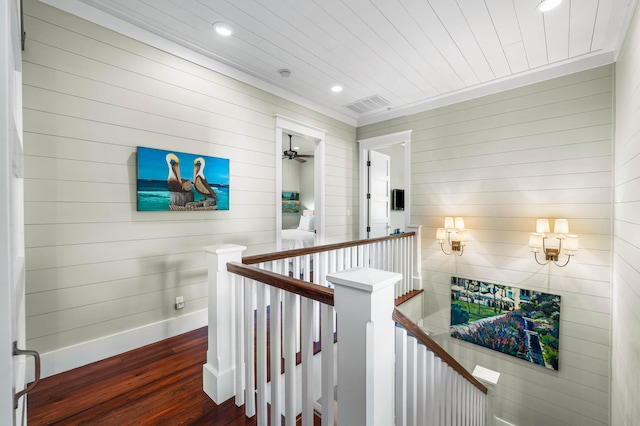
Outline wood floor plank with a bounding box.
[28,326,322,425]
[27,327,258,425]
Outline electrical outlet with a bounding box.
[175,296,185,310]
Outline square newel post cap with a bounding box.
[327,267,402,293]
[202,244,247,255]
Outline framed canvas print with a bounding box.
[450,276,561,370]
[137,146,230,211]
[282,191,300,213]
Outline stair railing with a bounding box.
[393,309,488,426]
[202,226,487,425]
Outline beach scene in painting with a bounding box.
[137,146,230,211]
[450,276,561,370]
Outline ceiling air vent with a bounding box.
[344,95,391,114]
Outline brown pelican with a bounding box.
[193,157,218,202]
[166,153,192,192]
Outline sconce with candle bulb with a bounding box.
[436,217,467,256]
[528,218,578,267]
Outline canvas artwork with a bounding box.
[282,192,300,213]
[450,276,561,370]
[137,146,230,211]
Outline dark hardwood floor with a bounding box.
[28,327,260,425]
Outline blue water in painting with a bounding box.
[137,179,229,211]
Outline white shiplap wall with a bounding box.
[358,66,613,426]
[613,1,640,425]
[22,0,357,371]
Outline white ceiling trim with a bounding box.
[357,50,615,127]
[39,0,359,126]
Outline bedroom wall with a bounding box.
[282,159,301,229]
[300,158,315,213]
[22,0,357,375]
[358,65,613,426]
[612,1,640,424]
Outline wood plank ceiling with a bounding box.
[43,0,634,125]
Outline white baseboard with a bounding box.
[29,309,208,381]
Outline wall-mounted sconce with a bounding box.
[436,217,467,256]
[528,218,578,267]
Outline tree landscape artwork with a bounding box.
[282,191,300,213]
[137,146,230,211]
[450,276,561,370]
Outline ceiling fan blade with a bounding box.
[297,154,314,158]
[294,157,307,163]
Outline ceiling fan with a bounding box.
[283,134,314,163]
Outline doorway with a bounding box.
[275,116,326,249]
[358,130,412,239]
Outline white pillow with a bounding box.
[297,215,315,231]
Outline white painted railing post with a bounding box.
[406,225,423,290]
[202,244,246,404]
[329,267,401,426]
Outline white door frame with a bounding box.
[2,0,26,423]
[358,130,412,239]
[275,116,326,248]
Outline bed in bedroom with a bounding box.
[282,210,315,250]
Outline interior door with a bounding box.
[1,0,28,424]
[367,150,391,238]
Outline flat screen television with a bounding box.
[391,189,404,211]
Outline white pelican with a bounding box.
[193,157,218,202]
[166,153,192,192]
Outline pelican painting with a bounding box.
[137,146,230,211]
[193,157,218,205]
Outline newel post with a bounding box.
[406,224,423,290]
[329,267,401,426]
[202,244,246,404]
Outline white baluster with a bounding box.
[407,337,417,426]
[402,238,409,295]
[270,287,282,426]
[234,274,245,406]
[434,356,443,425]
[283,291,297,426]
[406,225,422,291]
[444,367,452,426]
[301,297,315,426]
[394,327,407,426]
[256,283,268,426]
[244,279,256,418]
[321,303,336,426]
[426,351,436,426]
[416,344,427,425]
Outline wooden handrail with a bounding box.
[392,308,488,394]
[226,262,335,306]
[226,262,485,394]
[242,232,416,265]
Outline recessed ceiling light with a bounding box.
[278,69,291,77]
[331,85,343,93]
[213,21,233,37]
[537,0,561,12]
